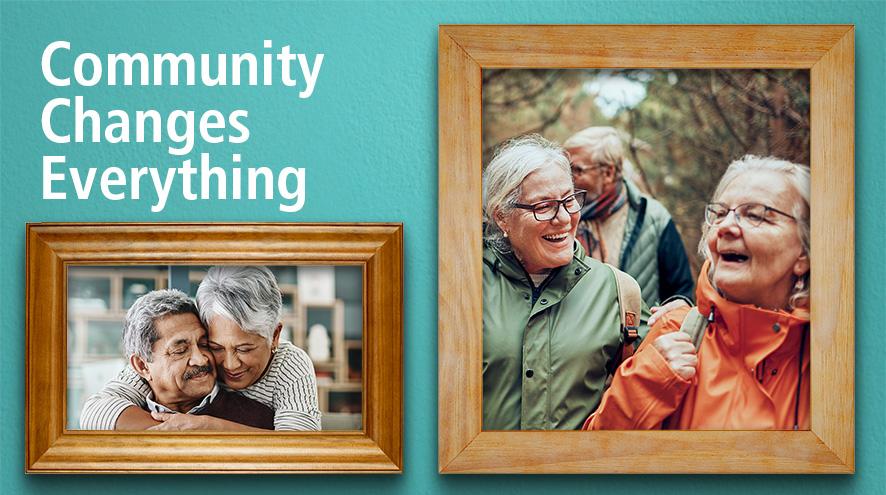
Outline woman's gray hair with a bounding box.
[700,155,811,309]
[123,289,199,362]
[196,266,283,343]
[483,134,571,252]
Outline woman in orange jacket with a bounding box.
[584,155,810,430]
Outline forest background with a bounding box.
[482,69,810,281]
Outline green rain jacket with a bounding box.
[482,242,649,430]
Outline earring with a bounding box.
[794,278,806,291]
[271,346,278,354]
[503,231,509,238]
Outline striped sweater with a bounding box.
[79,341,321,431]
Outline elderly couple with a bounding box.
[483,130,810,431]
[80,266,321,431]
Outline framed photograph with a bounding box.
[27,223,403,473]
[438,25,854,473]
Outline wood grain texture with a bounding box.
[438,27,484,471]
[440,25,851,68]
[437,25,855,474]
[443,431,848,474]
[26,223,403,473]
[809,28,855,471]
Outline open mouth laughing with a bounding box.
[720,250,749,263]
[542,232,571,244]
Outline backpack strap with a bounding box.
[678,307,708,350]
[606,264,643,361]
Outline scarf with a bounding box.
[576,180,628,258]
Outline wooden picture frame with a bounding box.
[26,223,403,473]
[438,25,854,474]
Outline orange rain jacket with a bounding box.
[584,261,810,430]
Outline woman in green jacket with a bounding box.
[482,134,648,430]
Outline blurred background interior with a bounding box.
[67,265,363,431]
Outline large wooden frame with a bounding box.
[438,25,854,474]
[26,223,403,473]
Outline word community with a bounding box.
[43,153,305,213]
[43,40,324,98]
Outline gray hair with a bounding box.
[700,155,811,309]
[563,126,625,174]
[123,289,199,362]
[483,134,571,252]
[196,266,282,343]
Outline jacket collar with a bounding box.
[483,240,592,296]
[623,178,645,210]
[695,261,810,368]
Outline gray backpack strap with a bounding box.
[606,264,642,351]
[679,307,708,350]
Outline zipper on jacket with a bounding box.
[618,194,647,269]
[793,325,807,430]
[524,266,558,306]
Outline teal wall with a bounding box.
[1,1,883,493]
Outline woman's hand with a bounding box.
[113,405,162,430]
[652,332,698,380]
[648,298,692,327]
[148,411,271,431]
[147,412,213,431]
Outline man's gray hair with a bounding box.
[700,154,811,309]
[123,289,199,362]
[483,134,571,252]
[196,266,283,343]
[563,126,625,174]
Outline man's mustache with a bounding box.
[183,364,213,380]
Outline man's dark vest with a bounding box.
[198,389,275,430]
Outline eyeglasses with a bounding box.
[513,190,586,221]
[570,163,609,176]
[704,202,796,228]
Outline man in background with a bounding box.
[564,126,694,307]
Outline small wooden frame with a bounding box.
[438,25,854,474]
[26,223,403,473]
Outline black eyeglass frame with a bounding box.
[512,190,587,222]
[704,202,797,228]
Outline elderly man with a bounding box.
[564,126,694,306]
[80,289,273,430]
